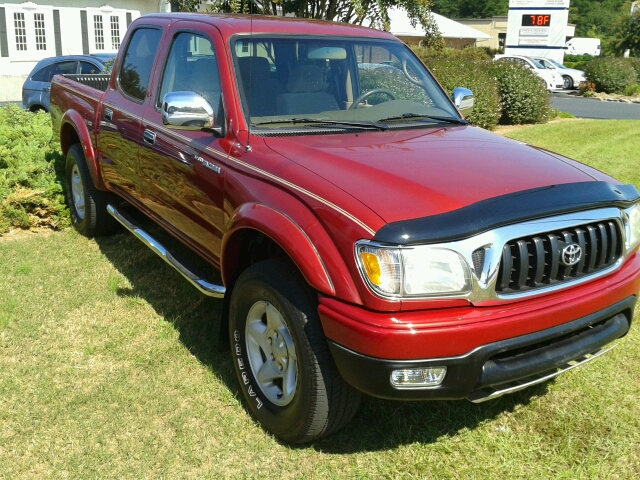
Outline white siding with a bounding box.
[0,1,147,79]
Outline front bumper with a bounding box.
[328,296,635,400]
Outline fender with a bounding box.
[60,109,107,191]
[222,203,341,298]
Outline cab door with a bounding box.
[98,26,163,197]
[138,24,230,264]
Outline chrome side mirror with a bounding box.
[452,87,474,116]
[162,91,221,135]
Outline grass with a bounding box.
[502,119,640,189]
[1,119,640,478]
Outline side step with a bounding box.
[107,204,226,298]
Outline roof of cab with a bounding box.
[138,13,397,40]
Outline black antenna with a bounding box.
[246,0,253,152]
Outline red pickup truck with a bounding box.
[51,13,640,443]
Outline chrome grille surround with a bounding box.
[495,219,622,294]
[358,207,635,305]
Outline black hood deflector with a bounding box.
[374,182,640,245]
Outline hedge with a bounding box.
[411,48,500,130]
[0,105,68,233]
[426,58,501,130]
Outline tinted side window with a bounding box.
[79,62,100,74]
[119,28,162,101]
[31,64,52,82]
[50,61,78,79]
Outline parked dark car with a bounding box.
[22,54,115,112]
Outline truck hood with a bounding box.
[263,126,602,224]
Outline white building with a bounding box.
[0,1,164,101]
[387,8,492,48]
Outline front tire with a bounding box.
[229,259,361,443]
[65,144,117,237]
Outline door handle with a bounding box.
[104,108,113,122]
[43,86,50,92]
[143,129,156,145]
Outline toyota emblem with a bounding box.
[561,244,582,266]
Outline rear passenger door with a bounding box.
[139,25,227,262]
[98,26,163,197]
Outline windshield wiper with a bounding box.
[252,118,388,131]
[377,113,468,125]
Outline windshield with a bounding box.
[232,36,461,132]
[545,58,565,69]
[529,58,545,69]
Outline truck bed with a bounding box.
[50,74,108,150]
[63,74,111,92]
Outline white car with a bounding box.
[532,57,586,90]
[494,55,564,91]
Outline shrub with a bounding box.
[412,47,500,130]
[0,105,68,233]
[426,58,501,130]
[579,81,597,97]
[564,54,595,63]
[584,57,637,94]
[624,84,640,96]
[490,61,554,125]
[412,46,491,63]
[621,57,640,83]
[564,61,589,71]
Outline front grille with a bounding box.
[496,220,622,294]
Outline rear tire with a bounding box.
[65,144,117,237]
[562,75,573,90]
[229,259,361,443]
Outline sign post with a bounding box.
[505,0,570,62]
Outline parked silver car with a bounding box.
[22,55,114,112]
[532,57,586,90]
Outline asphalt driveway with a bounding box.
[551,93,640,120]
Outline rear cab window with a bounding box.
[118,27,163,102]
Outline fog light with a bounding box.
[390,367,447,388]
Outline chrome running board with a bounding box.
[467,344,617,403]
[107,204,226,298]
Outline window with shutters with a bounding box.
[94,15,104,50]
[34,13,46,51]
[110,16,120,49]
[14,12,27,51]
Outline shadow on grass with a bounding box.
[93,229,240,394]
[94,228,553,454]
[309,382,550,453]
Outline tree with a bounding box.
[609,8,640,56]
[171,0,203,12]
[206,1,437,36]
[430,0,507,19]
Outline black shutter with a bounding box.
[80,10,89,54]
[126,12,132,27]
[53,9,62,56]
[0,7,9,58]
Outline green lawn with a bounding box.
[1,119,639,478]
[503,119,640,189]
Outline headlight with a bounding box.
[624,203,640,251]
[355,242,472,298]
